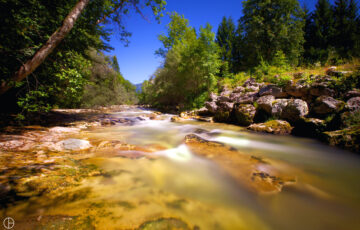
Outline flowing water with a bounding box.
[1,107,360,230]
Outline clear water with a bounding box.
[2,108,360,230]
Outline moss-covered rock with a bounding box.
[322,126,360,153]
[234,104,256,126]
[248,120,293,135]
[292,118,326,138]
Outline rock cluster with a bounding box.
[201,69,360,152]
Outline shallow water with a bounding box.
[1,108,360,229]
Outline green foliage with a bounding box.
[241,0,305,67]
[343,111,360,127]
[253,50,292,80]
[220,72,249,89]
[81,51,138,108]
[216,16,236,77]
[141,12,220,110]
[0,0,165,116]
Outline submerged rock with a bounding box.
[171,116,182,122]
[185,134,296,194]
[55,138,92,151]
[138,217,191,230]
[248,120,293,135]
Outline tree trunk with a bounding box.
[0,0,90,95]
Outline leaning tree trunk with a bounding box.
[0,0,90,95]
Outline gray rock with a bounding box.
[271,99,289,117]
[55,138,92,151]
[218,95,232,102]
[209,92,218,101]
[259,84,287,98]
[205,101,218,114]
[229,92,242,102]
[344,90,360,100]
[256,95,275,114]
[233,86,245,93]
[248,120,293,135]
[237,92,259,104]
[285,80,309,98]
[234,104,256,126]
[313,96,345,114]
[309,82,335,97]
[243,78,256,87]
[347,97,360,111]
[271,99,309,122]
[281,99,309,122]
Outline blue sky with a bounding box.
[106,0,320,84]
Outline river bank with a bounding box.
[1,106,360,229]
[165,67,360,153]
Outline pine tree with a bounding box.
[216,16,236,77]
[305,0,335,63]
[240,0,305,67]
[232,21,245,72]
[333,0,359,57]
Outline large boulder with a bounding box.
[214,101,234,122]
[312,96,345,115]
[271,99,309,122]
[281,99,309,122]
[285,80,309,98]
[234,104,256,126]
[236,92,259,104]
[292,118,326,138]
[259,84,287,98]
[309,82,335,97]
[205,101,218,114]
[271,99,289,117]
[322,126,360,153]
[256,95,275,114]
[248,120,293,135]
[346,97,360,112]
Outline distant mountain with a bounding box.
[135,83,142,93]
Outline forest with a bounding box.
[1,1,360,229]
[140,0,360,111]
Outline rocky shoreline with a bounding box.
[175,68,360,153]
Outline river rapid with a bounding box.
[1,107,360,230]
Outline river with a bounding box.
[1,107,360,230]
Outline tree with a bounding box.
[240,0,305,67]
[216,16,236,77]
[333,0,359,57]
[0,0,165,113]
[143,12,220,110]
[304,0,335,63]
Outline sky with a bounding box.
[106,0,321,85]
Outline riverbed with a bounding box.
[1,107,360,230]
